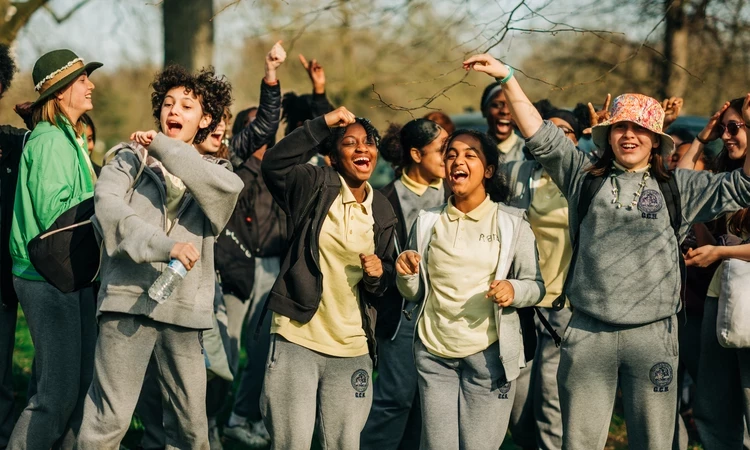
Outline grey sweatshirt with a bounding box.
[527,121,750,325]
[92,134,243,330]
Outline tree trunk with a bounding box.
[661,0,689,98]
[163,0,214,70]
[0,0,50,45]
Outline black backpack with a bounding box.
[551,168,684,316]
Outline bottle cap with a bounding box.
[168,259,188,277]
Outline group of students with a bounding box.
[1,38,750,450]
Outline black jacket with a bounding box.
[261,116,397,361]
[215,79,283,299]
[0,125,28,308]
[228,79,282,166]
[376,179,450,338]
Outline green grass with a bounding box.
[12,305,703,449]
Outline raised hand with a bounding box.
[360,253,383,278]
[299,54,326,94]
[582,93,612,135]
[486,280,515,307]
[396,251,421,276]
[14,102,33,130]
[130,130,158,147]
[661,97,683,130]
[324,106,356,128]
[697,101,730,143]
[264,40,287,84]
[170,242,200,271]
[462,54,510,80]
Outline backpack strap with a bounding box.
[551,171,608,312]
[657,172,686,289]
[103,142,148,193]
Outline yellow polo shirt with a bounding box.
[528,171,571,307]
[497,132,519,155]
[272,175,375,357]
[418,195,500,358]
[401,172,443,196]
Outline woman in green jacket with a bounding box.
[7,49,101,450]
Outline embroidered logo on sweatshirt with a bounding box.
[498,381,512,399]
[649,362,673,392]
[638,189,663,220]
[352,369,369,398]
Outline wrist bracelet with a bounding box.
[496,65,514,84]
[696,135,710,145]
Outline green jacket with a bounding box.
[10,119,95,280]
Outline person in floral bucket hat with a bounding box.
[7,48,101,449]
[463,53,750,449]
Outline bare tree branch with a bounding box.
[43,0,93,23]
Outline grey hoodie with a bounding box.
[526,121,750,325]
[92,133,243,330]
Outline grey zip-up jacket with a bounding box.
[92,134,243,330]
[527,120,750,325]
[396,202,544,382]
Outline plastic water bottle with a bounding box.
[148,259,188,304]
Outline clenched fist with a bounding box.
[360,253,383,278]
[486,280,515,307]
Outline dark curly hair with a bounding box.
[319,117,381,164]
[151,65,232,145]
[442,129,509,203]
[0,44,16,97]
[380,119,443,175]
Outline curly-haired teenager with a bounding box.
[361,118,448,450]
[8,49,101,450]
[259,107,396,450]
[464,53,750,449]
[0,43,30,450]
[77,65,243,449]
[395,128,543,450]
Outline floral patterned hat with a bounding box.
[591,93,675,158]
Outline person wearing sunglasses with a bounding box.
[675,97,750,449]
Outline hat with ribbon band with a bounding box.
[591,93,675,159]
[32,49,102,107]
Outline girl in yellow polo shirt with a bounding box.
[396,129,544,450]
[260,107,397,450]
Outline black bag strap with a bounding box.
[534,307,562,347]
[657,173,686,293]
[551,172,607,312]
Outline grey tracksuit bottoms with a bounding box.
[77,313,208,450]
[558,309,679,450]
[415,338,516,450]
[510,307,572,450]
[694,297,750,450]
[361,311,421,450]
[260,334,373,450]
[0,302,18,448]
[7,277,96,450]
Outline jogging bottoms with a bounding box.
[415,339,515,450]
[260,334,373,450]
[77,313,207,450]
[558,309,679,450]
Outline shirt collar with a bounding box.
[496,132,519,154]
[338,174,374,212]
[400,171,442,196]
[613,160,650,173]
[446,194,494,221]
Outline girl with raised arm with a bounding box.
[464,53,750,449]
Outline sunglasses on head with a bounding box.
[718,121,746,136]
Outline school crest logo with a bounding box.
[351,369,369,398]
[649,362,673,392]
[638,189,663,219]
[498,381,512,399]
